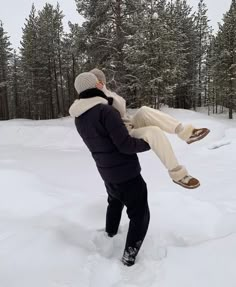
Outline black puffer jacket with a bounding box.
[70,90,150,183]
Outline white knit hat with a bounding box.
[74,72,98,95]
[90,68,106,84]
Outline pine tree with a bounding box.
[0,21,12,120]
[8,50,23,118]
[195,0,211,108]
[20,4,39,119]
[223,0,236,119]
[205,34,216,115]
[75,0,144,99]
[124,0,168,108]
[36,3,64,119]
[164,0,197,109]
[212,29,227,113]
[20,3,66,119]
[53,3,66,116]
[212,0,236,119]
[62,22,88,108]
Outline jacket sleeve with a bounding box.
[102,105,150,154]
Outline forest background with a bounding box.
[0,0,236,120]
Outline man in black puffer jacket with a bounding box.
[69,72,150,266]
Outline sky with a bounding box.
[0,0,233,49]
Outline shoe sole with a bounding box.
[187,129,210,144]
[173,180,200,189]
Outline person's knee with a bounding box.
[132,106,150,128]
[134,106,147,119]
[143,204,150,224]
[127,203,149,222]
[138,106,149,116]
[127,193,149,220]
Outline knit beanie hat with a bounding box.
[90,68,107,84]
[74,72,98,95]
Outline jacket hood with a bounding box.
[69,97,108,117]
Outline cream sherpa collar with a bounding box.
[69,97,108,117]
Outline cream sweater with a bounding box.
[102,86,133,130]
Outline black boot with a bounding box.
[121,241,142,267]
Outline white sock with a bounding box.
[175,124,184,134]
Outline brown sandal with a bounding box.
[187,128,210,144]
[173,175,200,189]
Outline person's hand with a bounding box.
[96,81,104,90]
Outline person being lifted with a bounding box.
[84,68,210,189]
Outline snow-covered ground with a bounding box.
[0,108,236,287]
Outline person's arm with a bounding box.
[102,105,150,154]
[110,92,126,118]
[102,86,127,117]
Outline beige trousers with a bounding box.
[129,106,194,181]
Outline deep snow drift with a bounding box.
[0,108,236,287]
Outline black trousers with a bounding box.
[105,174,150,254]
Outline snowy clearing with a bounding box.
[0,108,236,287]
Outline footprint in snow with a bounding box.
[208,140,231,150]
